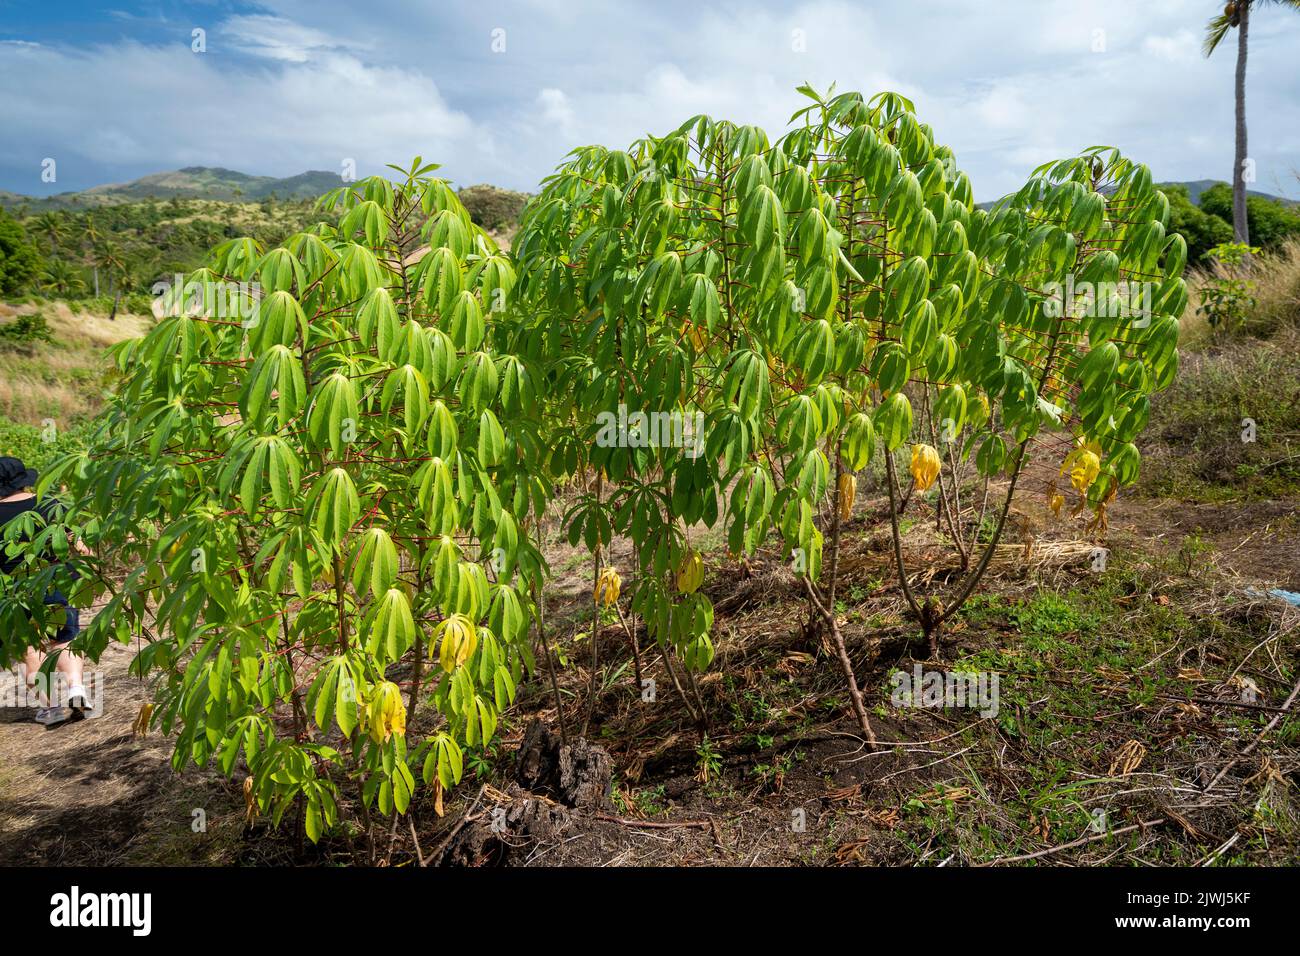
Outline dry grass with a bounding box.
[1140,324,1300,502]
[1180,238,1300,348]
[0,301,149,425]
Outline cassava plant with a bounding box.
[879,142,1187,660]
[1,158,551,854]
[511,85,1185,746]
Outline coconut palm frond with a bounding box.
[1202,11,1234,56]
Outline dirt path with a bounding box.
[0,638,239,865]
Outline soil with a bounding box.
[0,639,242,865]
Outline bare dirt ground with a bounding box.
[0,640,243,866]
[1,482,1297,867]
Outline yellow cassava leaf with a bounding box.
[368,680,407,743]
[437,614,478,673]
[594,566,622,606]
[675,550,704,594]
[910,443,941,492]
[837,472,856,522]
[132,701,155,737]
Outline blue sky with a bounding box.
[2,0,1298,202]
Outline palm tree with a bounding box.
[39,259,86,298]
[81,218,103,296]
[107,257,145,323]
[31,212,69,255]
[1203,1,1300,246]
[95,239,127,319]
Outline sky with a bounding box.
[1,0,1298,202]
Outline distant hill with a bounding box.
[978,180,1297,211]
[0,167,347,210]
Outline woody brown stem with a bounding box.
[801,576,876,749]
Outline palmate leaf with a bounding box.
[448,290,485,350]
[418,456,457,535]
[350,527,399,599]
[146,315,200,379]
[488,585,527,643]
[250,289,308,351]
[496,355,535,416]
[425,400,459,459]
[722,350,769,422]
[874,393,914,451]
[337,242,385,299]
[257,249,307,297]
[308,468,360,548]
[457,351,498,414]
[286,232,339,285]
[381,364,431,436]
[357,286,400,356]
[238,435,301,515]
[426,208,471,259]
[477,409,506,466]
[422,733,464,789]
[738,185,785,251]
[240,344,307,429]
[307,372,360,456]
[367,588,416,663]
[340,199,387,248]
[307,655,361,737]
[421,245,463,318]
[685,272,721,333]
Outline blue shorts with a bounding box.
[43,590,80,644]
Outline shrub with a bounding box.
[0,311,54,351]
[513,86,1185,744]
[0,211,43,296]
[1200,182,1300,249]
[3,158,543,850]
[457,184,530,232]
[0,88,1187,844]
[1198,242,1260,336]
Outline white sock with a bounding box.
[67,683,87,702]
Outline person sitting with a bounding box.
[0,455,97,726]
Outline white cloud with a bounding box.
[536,88,575,135]
[1142,31,1199,63]
[0,38,481,186]
[219,15,362,63]
[2,1,1298,200]
[973,84,1032,131]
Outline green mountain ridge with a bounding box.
[0,167,348,209]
